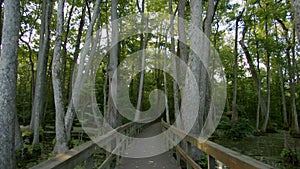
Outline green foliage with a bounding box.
[216,116,255,139]
[198,155,208,169]
[280,148,299,165]
[70,139,82,148]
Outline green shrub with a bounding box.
[281,148,299,165]
[216,116,255,139]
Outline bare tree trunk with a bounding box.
[291,0,300,44]
[178,0,187,65]
[67,4,86,102]
[279,64,288,128]
[106,0,119,127]
[177,0,187,127]
[0,0,20,168]
[254,15,261,131]
[62,2,75,100]
[187,0,202,134]
[0,0,4,47]
[232,16,239,125]
[31,0,52,145]
[169,0,178,124]
[52,0,68,154]
[163,35,170,124]
[239,25,268,121]
[135,0,146,122]
[276,18,290,129]
[262,17,271,132]
[65,0,100,141]
[290,28,299,133]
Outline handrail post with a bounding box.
[116,135,120,165]
[186,141,192,169]
[208,155,216,169]
[106,142,112,169]
[175,135,181,166]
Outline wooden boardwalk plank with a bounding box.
[115,123,181,169]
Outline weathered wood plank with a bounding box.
[163,131,201,169]
[161,120,276,169]
[30,122,134,169]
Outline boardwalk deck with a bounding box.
[115,123,181,169]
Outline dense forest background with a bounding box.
[0,0,299,168]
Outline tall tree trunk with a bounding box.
[67,4,86,102]
[65,0,100,141]
[62,2,75,101]
[276,18,290,129]
[135,0,146,122]
[177,0,187,127]
[0,0,4,47]
[52,0,68,153]
[31,0,52,146]
[232,16,239,125]
[239,25,268,121]
[169,0,178,124]
[291,0,300,44]
[0,0,20,168]
[178,0,188,65]
[163,35,170,124]
[279,64,288,128]
[106,0,119,127]
[290,28,299,133]
[199,0,215,129]
[254,15,261,131]
[262,16,271,132]
[187,0,202,134]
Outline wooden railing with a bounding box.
[161,120,276,169]
[30,122,144,169]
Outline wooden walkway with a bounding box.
[115,123,181,169]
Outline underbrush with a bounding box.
[213,116,255,139]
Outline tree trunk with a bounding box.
[31,0,52,145]
[65,0,100,140]
[232,17,239,125]
[0,0,4,46]
[62,2,75,101]
[52,0,68,154]
[276,18,290,129]
[177,0,187,128]
[262,17,271,132]
[239,34,268,120]
[290,28,299,133]
[279,64,288,128]
[106,0,119,128]
[0,0,20,168]
[291,0,300,44]
[169,0,178,124]
[135,0,146,122]
[163,35,170,124]
[186,0,202,134]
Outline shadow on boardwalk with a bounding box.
[115,123,181,169]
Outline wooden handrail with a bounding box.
[161,120,276,169]
[30,122,140,169]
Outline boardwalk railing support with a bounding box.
[161,119,276,169]
[208,155,216,169]
[30,122,142,169]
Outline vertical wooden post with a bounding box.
[208,155,216,169]
[85,155,93,169]
[175,136,181,166]
[186,141,192,169]
[116,135,120,165]
[106,142,111,169]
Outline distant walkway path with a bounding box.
[115,123,181,169]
